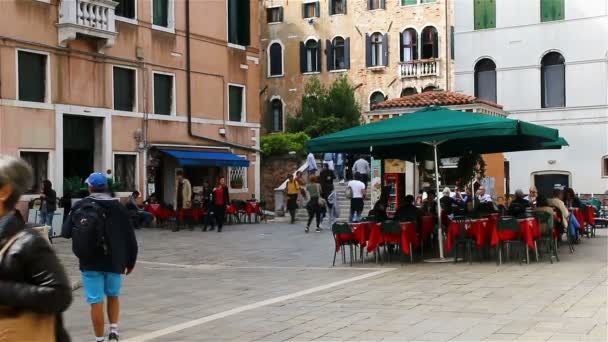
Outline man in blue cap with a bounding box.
[62,172,138,342]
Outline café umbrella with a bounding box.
[306,106,568,259]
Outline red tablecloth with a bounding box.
[490,217,539,250]
[586,205,595,226]
[366,222,419,256]
[446,218,493,252]
[145,204,174,221]
[178,208,205,222]
[420,216,434,243]
[335,222,371,252]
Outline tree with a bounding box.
[286,76,361,138]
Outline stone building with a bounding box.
[259,0,455,133]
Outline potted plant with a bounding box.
[230,175,243,189]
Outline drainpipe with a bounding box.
[445,0,450,91]
[185,0,258,153]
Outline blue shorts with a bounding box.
[81,271,123,304]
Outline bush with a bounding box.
[260,132,310,158]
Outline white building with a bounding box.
[454,0,608,196]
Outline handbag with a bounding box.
[0,231,56,342]
[345,186,353,200]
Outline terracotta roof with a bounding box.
[371,91,503,110]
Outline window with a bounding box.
[474,58,497,103]
[400,29,418,62]
[153,73,174,115]
[422,85,437,92]
[541,0,564,22]
[370,91,385,106]
[366,33,387,67]
[401,87,417,96]
[20,151,48,194]
[474,0,496,30]
[115,0,135,19]
[229,164,248,191]
[302,1,320,18]
[368,0,385,10]
[268,42,283,77]
[421,26,438,59]
[541,52,565,108]
[267,7,283,23]
[152,0,173,29]
[114,154,136,192]
[450,26,455,60]
[327,37,350,71]
[300,39,321,73]
[401,0,417,6]
[270,98,283,132]
[228,0,250,46]
[18,51,47,103]
[228,85,245,122]
[113,66,136,111]
[421,0,436,3]
[330,0,346,15]
[603,156,608,178]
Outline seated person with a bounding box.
[439,187,459,217]
[368,200,388,222]
[422,190,437,217]
[534,195,555,234]
[508,189,530,217]
[127,191,154,227]
[394,195,422,228]
[476,186,497,213]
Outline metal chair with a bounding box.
[533,211,559,263]
[380,220,405,264]
[332,222,358,266]
[452,216,476,264]
[496,217,524,265]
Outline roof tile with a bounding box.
[371,91,503,110]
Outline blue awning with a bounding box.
[160,149,250,167]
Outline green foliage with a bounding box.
[260,132,310,158]
[63,177,86,198]
[455,152,486,187]
[286,76,361,138]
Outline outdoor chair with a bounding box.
[419,215,434,257]
[452,216,476,265]
[332,222,358,266]
[380,220,405,265]
[533,211,558,263]
[496,217,524,265]
[580,206,594,238]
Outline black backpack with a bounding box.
[70,199,108,260]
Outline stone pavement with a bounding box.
[54,223,608,342]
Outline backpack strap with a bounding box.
[0,231,27,261]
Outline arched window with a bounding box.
[270,98,283,132]
[400,28,418,62]
[268,42,283,77]
[371,33,383,67]
[541,52,565,108]
[422,85,437,93]
[421,26,438,59]
[474,58,497,103]
[401,87,417,97]
[370,91,386,106]
[301,39,320,73]
[332,37,346,70]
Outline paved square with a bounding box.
[55,223,607,341]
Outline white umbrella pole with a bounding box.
[434,143,445,259]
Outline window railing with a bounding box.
[399,59,439,78]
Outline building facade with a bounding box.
[0,0,262,207]
[259,0,454,133]
[454,0,608,195]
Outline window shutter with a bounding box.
[301,3,306,18]
[554,0,564,20]
[382,33,389,66]
[266,100,273,132]
[315,1,320,17]
[450,26,455,60]
[344,37,351,69]
[367,0,372,10]
[329,0,333,15]
[485,0,496,28]
[399,31,404,62]
[344,0,347,14]
[240,1,251,46]
[18,52,46,103]
[380,0,385,9]
[402,0,416,5]
[365,34,372,67]
[317,39,322,72]
[278,7,284,21]
[154,74,172,115]
[299,42,306,73]
[153,0,169,27]
[474,0,484,30]
[326,39,334,71]
[432,30,439,58]
[541,0,551,22]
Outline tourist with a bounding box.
[347,173,366,222]
[62,172,138,342]
[440,187,458,217]
[174,170,192,232]
[352,156,370,185]
[565,187,583,208]
[285,174,300,224]
[295,170,306,208]
[534,195,556,234]
[525,186,538,207]
[548,189,569,235]
[422,190,437,217]
[323,152,335,171]
[305,175,322,233]
[335,152,345,184]
[394,195,422,228]
[212,177,230,232]
[306,152,318,176]
[508,189,530,217]
[319,162,336,202]
[39,179,57,227]
[0,156,72,342]
[202,180,215,231]
[126,191,154,228]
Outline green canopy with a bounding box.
[307,106,566,158]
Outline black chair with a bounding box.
[380,220,405,264]
[332,222,358,266]
[496,217,524,265]
[533,211,558,263]
[452,216,475,264]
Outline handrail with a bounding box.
[274,160,316,191]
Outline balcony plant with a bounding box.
[230,175,244,189]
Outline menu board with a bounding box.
[385,159,406,173]
[371,159,382,205]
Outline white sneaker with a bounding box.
[339,180,345,184]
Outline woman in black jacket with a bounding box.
[0,156,72,342]
[40,179,57,226]
[211,177,230,232]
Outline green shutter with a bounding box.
[154,74,172,115]
[485,0,496,28]
[18,51,46,102]
[474,0,484,30]
[302,3,306,17]
[552,0,564,21]
[113,67,135,111]
[153,0,168,27]
[380,0,385,9]
[402,0,417,5]
[328,0,333,15]
[229,86,243,122]
[278,7,283,21]
[450,26,455,60]
[315,1,320,17]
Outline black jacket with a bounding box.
[211,186,230,207]
[508,197,530,217]
[43,189,57,212]
[394,204,422,228]
[62,193,138,274]
[0,213,72,342]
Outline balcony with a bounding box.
[58,0,118,51]
[399,59,440,78]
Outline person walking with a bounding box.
[202,181,215,231]
[39,179,57,227]
[174,170,192,232]
[306,152,318,177]
[285,174,300,224]
[305,175,322,233]
[62,172,138,342]
[335,153,345,184]
[295,171,306,208]
[347,173,366,222]
[0,156,72,342]
[352,156,370,185]
[211,177,230,232]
